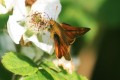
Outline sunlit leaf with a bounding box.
[42,60,61,72]
[23,70,51,80]
[40,60,87,80]
[2,52,38,75]
[41,63,65,80]
[57,67,87,80]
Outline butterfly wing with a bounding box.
[60,23,90,44]
[54,33,71,60]
[51,21,90,61]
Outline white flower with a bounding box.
[53,57,74,74]
[7,0,61,54]
[0,0,14,14]
[7,0,74,73]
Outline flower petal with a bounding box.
[31,0,61,20]
[0,4,7,14]
[4,0,15,11]
[42,30,53,45]
[21,46,44,61]
[58,57,74,74]
[28,35,54,54]
[7,15,25,44]
[12,0,27,21]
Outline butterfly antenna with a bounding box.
[53,5,58,20]
[43,12,51,20]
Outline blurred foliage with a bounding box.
[58,0,120,56]
[59,0,120,42]
[59,1,120,80]
[59,0,99,43]
[0,33,16,57]
[0,14,9,30]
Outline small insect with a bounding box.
[49,19,90,61]
[19,12,90,61]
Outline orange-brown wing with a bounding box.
[53,22,90,61]
[60,23,90,44]
[54,34,71,60]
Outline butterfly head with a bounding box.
[49,19,56,26]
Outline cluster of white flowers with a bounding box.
[0,0,74,73]
[7,0,61,54]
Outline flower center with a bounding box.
[26,12,49,32]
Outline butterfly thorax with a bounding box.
[49,20,68,43]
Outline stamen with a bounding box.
[26,12,50,32]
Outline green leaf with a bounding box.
[0,14,9,30]
[40,60,88,80]
[57,70,80,80]
[23,70,52,80]
[2,52,38,76]
[42,60,61,72]
[41,63,66,80]
[80,75,88,80]
[58,71,88,80]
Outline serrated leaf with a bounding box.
[23,70,52,80]
[2,52,38,76]
[58,71,80,80]
[57,67,87,80]
[42,60,61,72]
[41,63,66,80]
[41,61,88,80]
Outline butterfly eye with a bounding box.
[47,25,52,31]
